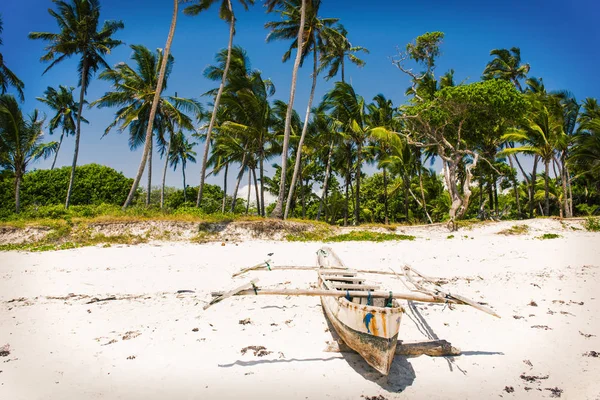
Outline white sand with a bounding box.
[1,219,599,399]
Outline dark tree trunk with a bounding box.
[544,159,550,216]
[506,154,521,218]
[160,138,171,209]
[231,154,247,212]
[221,162,229,213]
[252,167,260,216]
[182,162,187,203]
[146,138,153,206]
[260,148,265,217]
[51,131,64,170]
[530,156,539,218]
[245,170,251,214]
[14,173,21,213]
[355,142,362,225]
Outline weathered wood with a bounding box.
[330,283,380,291]
[324,276,365,282]
[320,269,358,276]
[324,339,461,357]
[210,288,467,304]
[232,265,412,278]
[231,260,273,277]
[204,279,259,310]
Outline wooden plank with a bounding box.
[232,265,413,278]
[330,283,380,291]
[204,279,259,310]
[320,270,358,276]
[209,288,467,304]
[324,339,461,357]
[323,276,365,282]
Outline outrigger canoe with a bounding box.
[208,247,500,375]
[317,247,403,375]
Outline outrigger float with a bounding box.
[207,247,499,375]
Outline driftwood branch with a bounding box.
[325,339,461,357]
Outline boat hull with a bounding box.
[317,247,403,375]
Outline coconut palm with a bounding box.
[318,24,368,83]
[502,105,566,216]
[121,0,178,209]
[184,0,255,208]
[0,95,57,212]
[570,98,600,186]
[265,0,308,219]
[36,85,87,169]
[0,15,25,101]
[482,47,530,92]
[168,131,197,203]
[29,0,124,208]
[266,0,337,219]
[92,45,201,206]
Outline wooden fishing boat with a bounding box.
[317,247,404,375]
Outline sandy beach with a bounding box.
[1,219,599,399]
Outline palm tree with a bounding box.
[184,0,255,208]
[502,105,566,216]
[326,82,374,225]
[318,24,368,83]
[0,95,57,212]
[168,131,197,203]
[0,15,25,101]
[36,85,87,169]
[265,0,337,219]
[482,47,530,92]
[266,0,308,219]
[91,45,200,206]
[570,98,600,192]
[121,0,178,209]
[29,0,124,208]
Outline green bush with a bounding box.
[584,217,600,232]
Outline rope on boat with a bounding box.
[367,290,372,306]
[265,261,271,271]
[251,281,258,295]
[345,290,351,301]
[386,291,394,307]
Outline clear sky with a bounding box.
[1,0,599,194]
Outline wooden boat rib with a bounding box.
[317,246,404,375]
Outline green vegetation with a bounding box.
[286,229,415,242]
[584,217,600,232]
[498,224,530,235]
[1,2,599,233]
[537,233,561,240]
[447,234,454,239]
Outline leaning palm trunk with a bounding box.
[252,167,260,216]
[65,62,88,209]
[221,162,229,213]
[284,40,318,219]
[316,138,334,221]
[416,165,433,224]
[231,153,247,212]
[50,131,65,170]
[197,0,235,207]
[271,0,307,219]
[160,139,172,209]
[565,163,573,217]
[544,159,550,216]
[122,0,178,209]
[146,139,153,206]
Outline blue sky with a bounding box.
[1,0,599,194]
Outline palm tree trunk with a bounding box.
[51,131,65,170]
[355,141,362,225]
[182,161,187,203]
[245,170,251,214]
[544,159,550,216]
[341,57,345,83]
[493,175,499,215]
[221,162,229,213]
[160,139,172,209]
[284,40,318,220]
[65,61,88,209]
[14,172,21,213]
[146,138,153,206]
[530,155,538,218]
[122,0,178,209]
[506,154,521,218]
[383,167,389,225]
[231,154,247,212]
[197,0,236,207]
[565,163,573,217]
[416,160,432,223]
[316,138,334,221]
[252,167,260,216]
[404,176,410,222]
[259,148,265,217]
[344,152,350,227]
[271,0,307,219]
